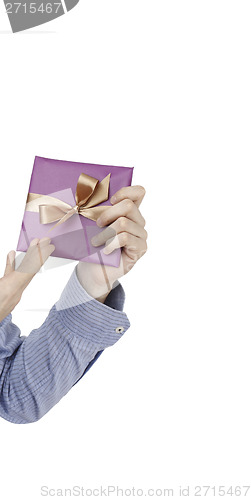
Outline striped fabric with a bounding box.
[0,267,130,425]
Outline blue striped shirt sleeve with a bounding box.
[0,266,130,425]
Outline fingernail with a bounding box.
[91,236,99,246]
[30,238,40,246]
[96,218,103,227]
[110,196,116,204]
[103,244,112,255]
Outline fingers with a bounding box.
[103,232,147,256]
[30,237,40,247]
[94,186,147,262]
[38,238,56,265]
[96,198,146,228]
[16,237,55,275]
[4,250,16,277]
[91,218,147,247]
[110,185,146,208]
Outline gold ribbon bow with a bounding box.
[25,172,111,230]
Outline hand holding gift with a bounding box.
[76,185,147,302]
[16,156,147,303]
[0,237,55,323]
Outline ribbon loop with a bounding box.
[75,173,99,207]
[26,172,111,230]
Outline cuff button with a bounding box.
[116,326,124,334]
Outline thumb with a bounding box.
[16,238,55,275]
[4,251,16,277]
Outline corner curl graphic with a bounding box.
[3,0,79,33]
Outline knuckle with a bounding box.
[118,216,128,230]
[143,229,148,240]
[138,185,146,197]
[124,199,134,212]
[119,187,127,197]
[121,232,129,245]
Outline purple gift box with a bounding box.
[17,156,134,267]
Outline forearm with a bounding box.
[0,271,32,323]
[0,267,130,424]
[0,308,99,424]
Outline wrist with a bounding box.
[76,263,114,302]
[13,270,34,291]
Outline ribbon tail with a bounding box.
[48,207,78,232]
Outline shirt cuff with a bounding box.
[55,266,130,349]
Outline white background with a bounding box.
[0,1,251,499]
